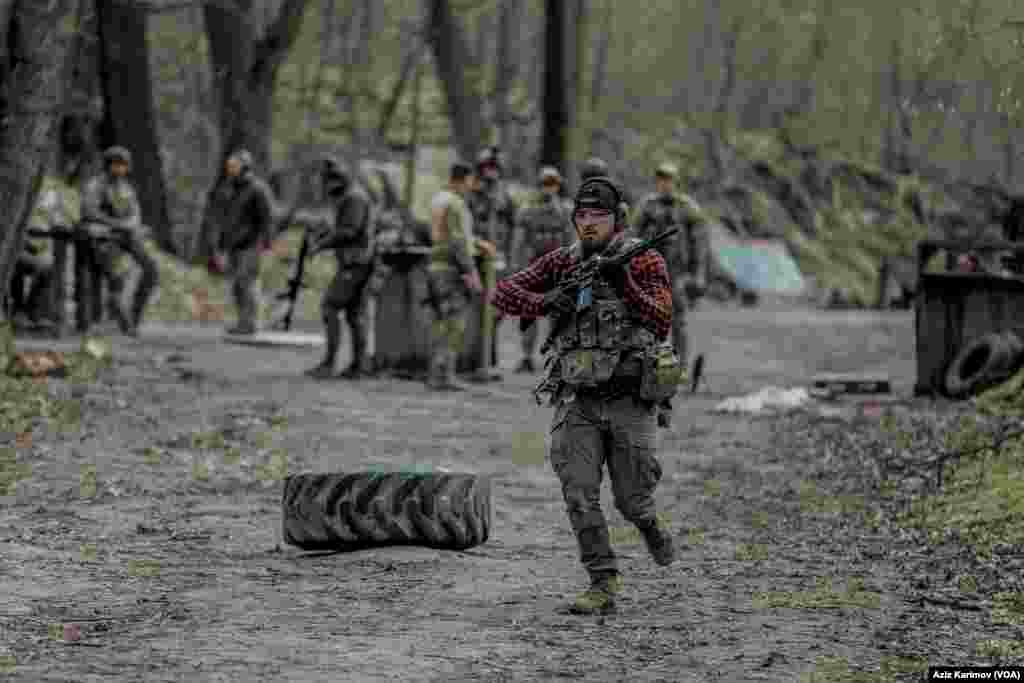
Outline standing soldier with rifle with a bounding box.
[426,161,484,391]
[467,146,516,382]
[510,166,574,373]
[301,157,375,380]
[79,146,160,337]
[632,163,709,418]
[492,177,682,615]
[218,149,275,336]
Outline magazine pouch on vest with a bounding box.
[560,349,621,387]
[639,343,684,402]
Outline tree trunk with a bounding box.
[493,0,522,150]
[97,0,175,253]
[426,0,484,162]
[195,0,313,262]
[0,0,85,314]
[712,15,743,146]
[540,0,574,174]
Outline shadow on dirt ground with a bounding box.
[0,305,1017,681]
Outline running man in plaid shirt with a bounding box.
[492,176,681,615]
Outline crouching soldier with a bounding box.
[492,176,680,615]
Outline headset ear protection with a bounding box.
[573,177,626,227]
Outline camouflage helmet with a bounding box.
[580,157,609,181]
[655,162,679,179]
[102,146,132,168]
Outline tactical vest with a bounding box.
[636,193,686,272]
[539,238,680,403]
[331,189,375,264]
[101,179,136,220]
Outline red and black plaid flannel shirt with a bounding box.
[492,236,673,339]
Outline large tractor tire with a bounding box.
[945,331,1024,398]
[282,472,492,551]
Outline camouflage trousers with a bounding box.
[428,272,470,383]
[477,253,499,369]
[549,391,665,578]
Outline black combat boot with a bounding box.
[570,571,625,615]
[306,314,340,379]
[638,519,677,567]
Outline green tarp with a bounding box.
[709,223,806,294]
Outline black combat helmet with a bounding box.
[574,177,620,213]
[580,157,609,182]
[103,146,132,169]
[320,155,350,191]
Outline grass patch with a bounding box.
[901,440,1024,554]
[992,592,1024,626]
[976,639,1024,659]
[801,655,928,682]
[734,543,769,561]
[703,479,722,497]
[255,449,288,481]
[0,375,81,434]
[0,448,32,496]
[754,576,880,610]
[190,430,228,451]
[798,481,866,515]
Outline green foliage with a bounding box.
[0,376,80,435]
[892,412,1024,555]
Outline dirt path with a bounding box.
[0,305,1008,681]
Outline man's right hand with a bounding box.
[542,287,576,316]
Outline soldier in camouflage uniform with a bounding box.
[467,147,516,381]
[493,177,679,615]
[80,146,160,336]
[426,162,484,391]
[632,162,708,366]
[509,166,574,373]
[301,157,376,379]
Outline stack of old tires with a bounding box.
[281,471,492,551]
[944,330,1024,398]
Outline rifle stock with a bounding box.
[272,227,311,331]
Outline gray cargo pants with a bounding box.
[229,246,262,329]
[670,280,688,365]
[548,391,664,578]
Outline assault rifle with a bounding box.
[269,223,314,332]
[525,228,679,355]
